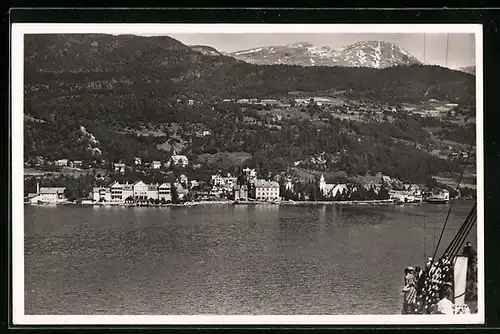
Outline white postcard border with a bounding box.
[11,23,484,325]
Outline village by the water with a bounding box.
[21,31,479,319]
[26,151,454,207]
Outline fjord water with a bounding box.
[24,202,476,315]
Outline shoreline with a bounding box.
[24,198,449,207]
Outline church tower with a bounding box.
[172,147,177,156]
[319,174,326,194]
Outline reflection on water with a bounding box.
[24,202,476,315]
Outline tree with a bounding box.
[64,188,75,201]
[171,184,179,203]
[366,186,377,200]
[377,186,390,200]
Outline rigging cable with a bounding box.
[430,137,476,264]
[443,203,477,257]
[430,31,475,263]
[424,215,427,259]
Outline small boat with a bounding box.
[425,197,449,204]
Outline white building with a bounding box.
[152,161,162,169]
[28,183,67,204]
[93,181,172,203]
[166,148,189,168]
[242,167,257,180]
[134,157,142,166]
[55,159,69,167]
[113,162,126,173]
[211,173,237,189]
[319,174,347,198]
[158,183,172,202]
[252,180,280,201]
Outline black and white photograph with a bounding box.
[11,23,483,325]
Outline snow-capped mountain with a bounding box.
[229,41,422,69]
[457,66,475,75]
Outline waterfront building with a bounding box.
[233,184,249,201]
[28,182,67,204]
[92,181,173,203]
[251,180,280,201]
[110,181,123,203]
[132,181,149,202]
[158,183,172,202]
[211,173,237,190]
[319,174,347,198]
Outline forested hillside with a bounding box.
[23,34,475,184]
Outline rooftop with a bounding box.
[254,180,279,188]
[39,187,66,194]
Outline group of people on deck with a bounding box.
[402,257,454,314]
[402,242,477,315]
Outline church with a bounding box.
[318,174,347,198]
[166,148,189,168]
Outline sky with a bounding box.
[165,33,476,69]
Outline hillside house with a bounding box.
[166,149,189,168]
[55,159,69,167]
[285,179,294,192]
[113,163,126,173]
[189,180,199,189]
[242,167,257,181]
[260,99,279,106]
[134,157,142,166]
[195,130,211,137]
[211,173,237,190]
[152,161,162,169]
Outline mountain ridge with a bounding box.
[23,34,475,185]
[229,40,422,68]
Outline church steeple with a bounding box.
[172,147,177,156]
[319,173,326,194]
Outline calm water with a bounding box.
[24,201,476,315]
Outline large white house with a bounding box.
[93,181,172,203]
[251,180,280,201]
